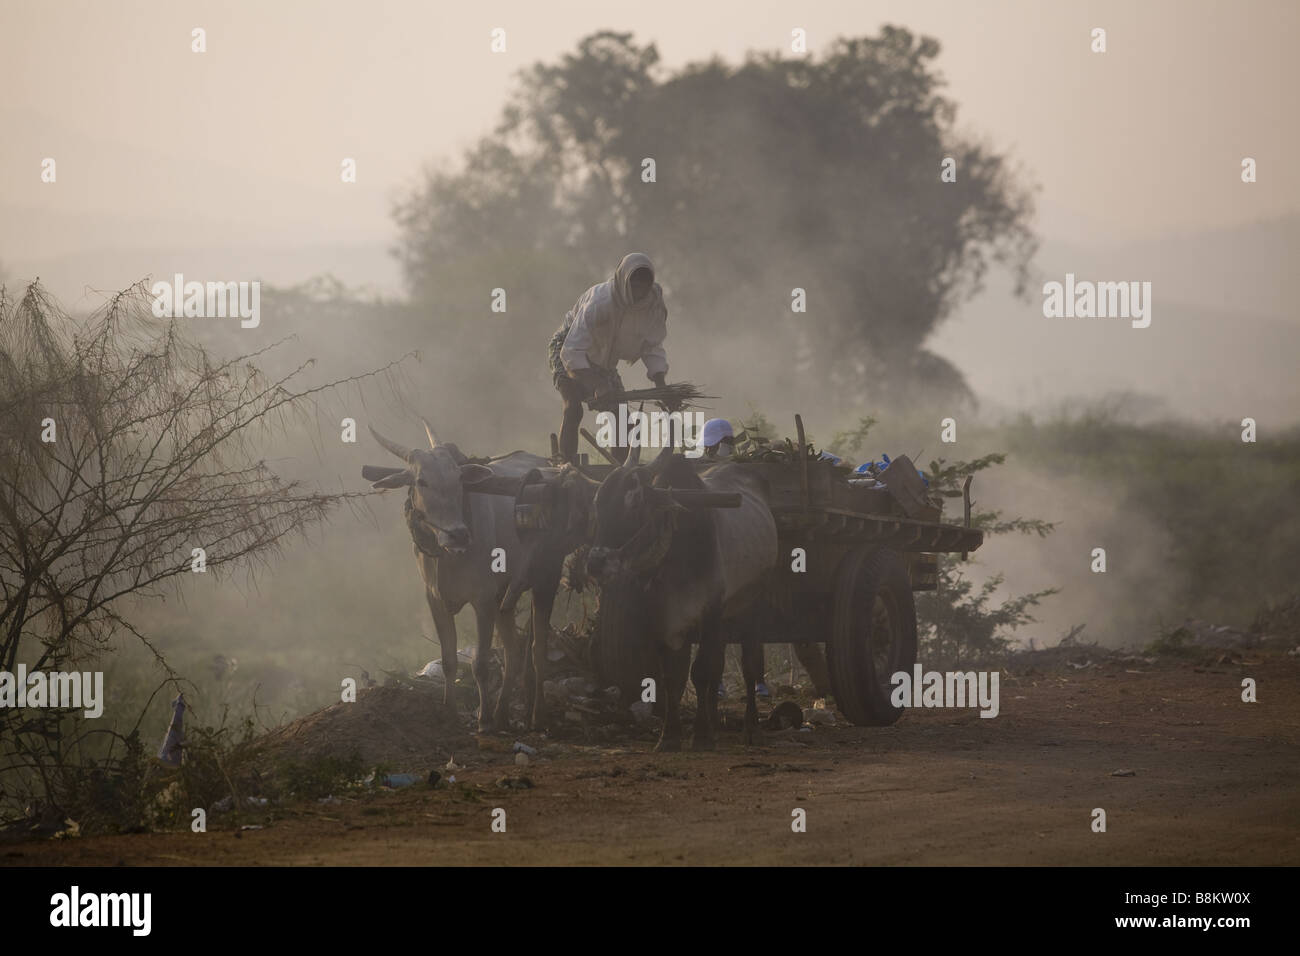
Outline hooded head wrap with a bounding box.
[612,253,661,310]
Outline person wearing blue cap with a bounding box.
[700,417,735,459]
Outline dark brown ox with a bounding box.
[495,463,598,730]
[586,446,777,750]
[362,420,550,733]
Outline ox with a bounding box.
[497,463,598,730]
[363,420,550,733]
[586,445,777,750]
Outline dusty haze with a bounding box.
[2,1,1296,724]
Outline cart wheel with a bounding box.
[828,547,917,726]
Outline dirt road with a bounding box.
[7,651,1298,866]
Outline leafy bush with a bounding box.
[273,752,366,802]
[1003,409,1300,626]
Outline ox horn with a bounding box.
[368,425,412,462]
[569,462,602,484]
[420,417,440,449]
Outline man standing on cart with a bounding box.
[548,252,676,464]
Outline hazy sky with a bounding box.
[2,0,1297,424]
[3,0,1297,263]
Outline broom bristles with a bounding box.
[586,382,715,411]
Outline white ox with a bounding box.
[364,419,549,733]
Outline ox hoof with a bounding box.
[654,738,682,753]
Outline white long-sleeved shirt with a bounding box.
[558,278,669,382]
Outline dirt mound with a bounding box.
[251,684,475,771]
[247,676,807,780]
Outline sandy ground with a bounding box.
[5,650,1297,866]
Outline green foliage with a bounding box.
[729,411,845,467]
[737,406,774,439]
[1,704,264,835]
[917,450,1057,662]
[1003,409,1300,624]
[150,710,260,829]
[918,571,1057,664]
[275,752,366,801]
[926,453,1055,538]
[730,409,777,458]
[828,416,879,458]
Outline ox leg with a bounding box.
[427,593,460,722]
[491,595,523,732]
[523,618,537,727]
[472,602,499,734]
[794,642,832,699]
[740,637,765,747]
[655,643,690,752]
[690,606,724,751]
[529,585,557,731]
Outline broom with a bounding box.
[585,382,714,412]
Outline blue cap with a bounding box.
[700,418,734,446]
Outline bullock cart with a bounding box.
[474,414,984,727]
[727,414,984,726]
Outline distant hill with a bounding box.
[930,216,1300,425]
[1044,215,1299,325]
[0,230,402,308]
[5,200,1296,425]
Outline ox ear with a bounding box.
[372,470,413,490]
[362,464,406,483]
[459,463,494,486]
